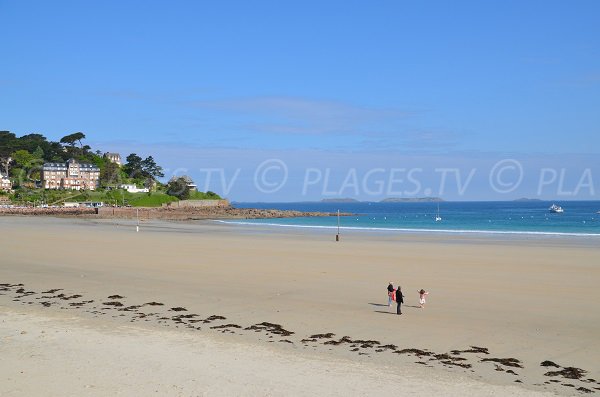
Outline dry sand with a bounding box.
[1,310,552,397]
[1,216,599,396]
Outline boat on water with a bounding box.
[435,203,442,221]
[549,204,564,213]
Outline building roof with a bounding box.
[42,163,68,170]
[78,163,100,170]
[169,175,195,184]
[43,159,99,171]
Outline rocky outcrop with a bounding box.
[0,206,350,220]
[96,206,349,220]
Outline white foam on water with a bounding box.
[213,220,600,237]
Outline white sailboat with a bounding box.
[549,204,564,213]
[435,203,442,222]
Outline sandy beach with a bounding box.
[1,216,599,396]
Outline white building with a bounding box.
[63,201,104,208]
[119,184,149,193]
[0,176,12,192]
[168,175,197,191]
[104,152,122,166]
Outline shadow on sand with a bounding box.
[368,303,389,307]
[370,303,421,309]
[374,310,398,315]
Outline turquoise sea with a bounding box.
[229,201,600,237]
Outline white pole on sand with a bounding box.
[136,208,139,232]
[336,209,340,241]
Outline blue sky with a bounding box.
[1,0,599,200]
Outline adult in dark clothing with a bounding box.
[395,287,404,315]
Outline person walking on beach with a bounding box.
[387,282,394,307]
[418,289,429,308]
[395,287,404,315]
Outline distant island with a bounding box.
[319,197,444,203]
[380,197,444,203]
[513,198,543,202]
[320,198,360,203]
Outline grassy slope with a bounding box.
[85,191,178,207]
[188,191,222,200]
[9,188,220,207]
[127,193,178,207]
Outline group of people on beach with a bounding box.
[386,282,429,315]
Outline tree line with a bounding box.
[1,131,222,204]
[0,131,163,189]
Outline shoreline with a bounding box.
[1,217,599,395]
[2,201,599,238]
[2,212,600,241]
[214,219,600,239]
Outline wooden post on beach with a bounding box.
[336,209,340,241]
[136,208,139,232]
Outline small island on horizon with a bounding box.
[380,197,444,203]
[320,198,360,203]
[320,197,444,203]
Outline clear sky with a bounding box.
[1,0,599,200]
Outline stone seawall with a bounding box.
[0,207,97,216]
[162,199,230,208]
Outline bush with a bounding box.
[166,177,190,200]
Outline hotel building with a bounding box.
[41,159,100,190]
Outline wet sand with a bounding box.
[1,217,599,396]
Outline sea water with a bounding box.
[228,201,600,237]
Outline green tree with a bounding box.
[206,191,220,199]
[166,177,190,200]
[123,154,164,186]
[27,147,46,181]
[18,134,50,153]
[12,150,35,169]
[13,149,45,182]
[141,156,164,179]
[60,132,86,148]
[9,167,27,186]
[0,131,17,158]
[47,141,67,162]
[100,161,121,187]
[123,153,144,178]
[32,146,44,160]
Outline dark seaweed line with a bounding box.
[2,281,598,395]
